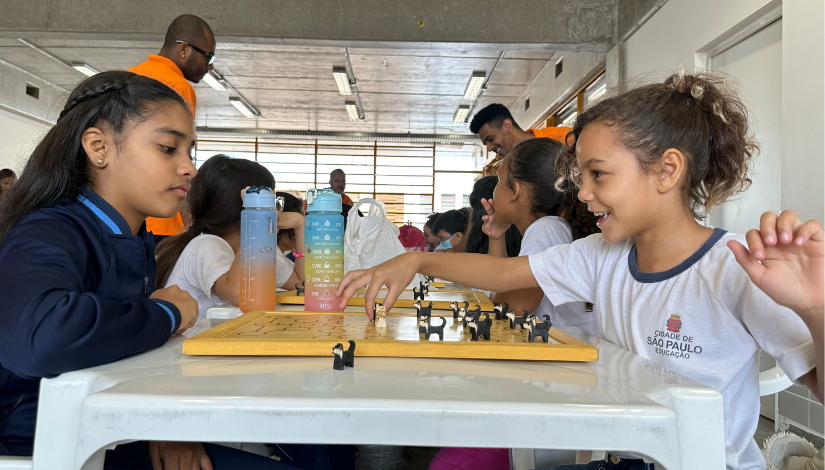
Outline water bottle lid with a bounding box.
[306,187,342,213]
[243,186,277,209]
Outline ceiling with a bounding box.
[0,37,556,134]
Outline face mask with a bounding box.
[439,233,457,250]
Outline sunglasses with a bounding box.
[176,40,216,65]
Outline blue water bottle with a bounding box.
[304,188,345,311]
[239,186,283,313]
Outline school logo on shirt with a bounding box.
[666,314,682,333]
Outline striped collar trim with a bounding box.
[76,188,131,235]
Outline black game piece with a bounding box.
[422,316,446,341]
[414,301,433,319]
[507,310,531,330]
[426,275,435,282]
[450,301,460,319]
[476,313,493,340]
[420,280,430,294]
[464,304,482,328]
[494,302,509,321]
[467,317,479,341]
[295,282,305,296]
[342,340,356,367]
[525,314,552,343]
[332,343,345,370]
[413,287,425,300]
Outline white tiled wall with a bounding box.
[761,350,824,436]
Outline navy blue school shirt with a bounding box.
[0,188,182,455]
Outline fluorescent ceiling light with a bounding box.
[345,101,360,121]
[453,105,470,124]
[71,63,99,77]
[333,67,352,95]
[463,72,486,100]
[230,97,257,118]
[203,70,226,91]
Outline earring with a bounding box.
[97,159,103,165]
[182,54,185,58]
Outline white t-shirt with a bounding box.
[528,229,816,470]
[164,234,294,318]
[518,216,598,335]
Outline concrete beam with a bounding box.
[0,0,617,50]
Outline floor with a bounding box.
[353,417,823,470]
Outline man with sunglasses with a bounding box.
[129,14,216,242]
[129,14,215,116]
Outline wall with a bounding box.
[0,107,47,172]
[509,51,606,130]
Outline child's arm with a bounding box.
[336,251,537,319]
[211,248,241,306]
[277,212,305,288]
[728,210,824,402]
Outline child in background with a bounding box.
[337,72,821,470]
[0,168,16,204]
[433,208,469,253]
[463,175,522,256]
[427,138,599,470]
[156,155,305,319]
[424,212,442,252]
[0,71,296,469]
[277,191,305,262]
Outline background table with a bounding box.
[31,307,726,470]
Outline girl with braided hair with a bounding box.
[337,72,821,470]
[0,71,298,469]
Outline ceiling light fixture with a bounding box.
[203,70,226,91]
[463,71,486,100]
[345,101,360,122]
[70,63,99,77]
[453,105,470,124]
[230,97,258,118]
[333,67,352,95]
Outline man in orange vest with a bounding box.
[129,14,216,243]
[329,169,354,206]
[469,103,570,158]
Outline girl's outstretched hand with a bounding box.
[728,210,824,317]
[335,253,421,319]
[480,198,510,241]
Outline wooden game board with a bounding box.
[276,288,494,311]
[183,311,599,362]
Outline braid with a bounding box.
[58,80,129,121]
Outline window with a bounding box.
[584,73,607,108]
[462,194,470,206]
[544,70,606,129]
[194,139,482,228]
[555,58,563,78]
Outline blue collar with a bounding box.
[628,228,727,283]
[76,188,133,235]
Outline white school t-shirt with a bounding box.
[518,216,598,335]
[164,234,294,318]
[528,229,816,470]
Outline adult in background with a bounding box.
[329,169,354,205]
[0,169,16,204]
[470,103,570,158]
[129,14,216,243]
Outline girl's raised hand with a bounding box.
[335,253,421,319]
[728,210,824,317]
[480,198,509,240]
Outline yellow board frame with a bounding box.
[183,311,599,362]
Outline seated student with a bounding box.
[463,175,522,256]
[156,155,305,319]
[0,71,297,469]
[423,212,442,252]
[433,208,469,253]
[277,191,304,262]
[428,138,600,470]
[336,72,821,470]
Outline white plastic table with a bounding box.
[31,307,726,470]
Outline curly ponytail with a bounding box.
[556,71,757,219]
[0,71,187,243]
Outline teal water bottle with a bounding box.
[239,186,282,312]
[304,188,345,311]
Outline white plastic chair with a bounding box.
[0,456,32,469]
[510,366,793,470]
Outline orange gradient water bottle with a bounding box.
[239,186,282,312]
